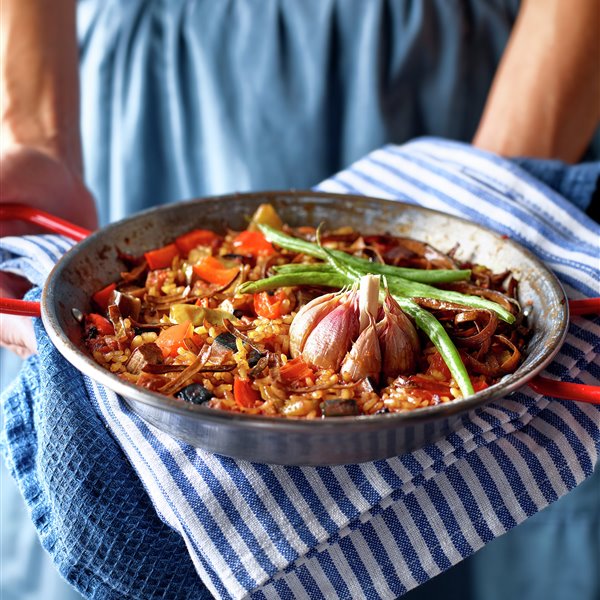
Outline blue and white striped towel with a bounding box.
[1,139,599,600]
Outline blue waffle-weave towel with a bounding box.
[2,139,599,600]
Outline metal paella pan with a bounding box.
[7,191,571,464]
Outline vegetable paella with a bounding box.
[82,204,530,418]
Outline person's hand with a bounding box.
[1,0,94,356]
[0,143,98,357]
[0,273,35,358]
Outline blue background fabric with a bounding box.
[76,0,524,225]
[0,462,82,600]
[1,140,599,599]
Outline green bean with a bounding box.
[385,277,515,323]
[248,226,503,398]
[259,225,328,259]
[238,264,475,397]
[273,263,479,291]
[238,272,347,294]
[330,251,471,284]
[260,225,471,284]
[260,225,513,323]
[272,263,337,274]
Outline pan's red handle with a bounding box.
[0,203,92,317]
[0,204,91,241]
[569,298,600,316]
[529,299,600,404]
[529,377,600,405]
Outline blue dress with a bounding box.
[2,1,598,598]
[76,0,522,224]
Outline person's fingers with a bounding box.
[0,145,98,235]
[0,314,36,358]
[0,145,96,357]
[0,271,33,299]
[0,272,36,356]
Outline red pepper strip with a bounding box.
[175,229,221,255]
[193,256,239,286]
[254,290,288,319]
[234,376,263,408]
[92,282,117,312]
[529,377,600,405]
[144,243,179,270]
[156,320,193,358]
[86,313,115,336]
[279,357,314,384]
[232,230,275,257]
[425,350,452,380]
[470,376,489,393]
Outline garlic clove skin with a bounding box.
[384,294,420,353]
[377,308,420,379]
[301,297,359,370]
[341,315,381,381]
[289,292,339,357]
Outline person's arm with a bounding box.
[1,0,96,356]
[1,0,96,229]
[2,0,81,171]
[473,0,600,162]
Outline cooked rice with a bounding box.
[83,223,529,418]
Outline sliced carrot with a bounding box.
[156,320,193,358]
[192,256,239,286]
[92,282,117,311]
[253,290,289,320]
[233,376,262,408]
[86,313,115,337]
[279,357,314,384]
[175,229,221,255]
[232,230,275,257]
[144,243,179,270]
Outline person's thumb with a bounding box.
[0,272,37,357]
[0,313,36,358]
